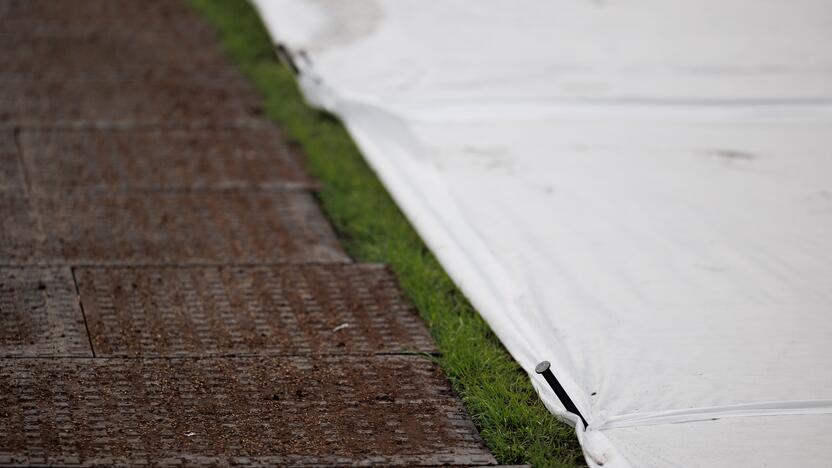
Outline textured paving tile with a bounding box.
[1,193,347,266]
[0,131,24,193]
[76,265,435,356]
[0,0,225,55]
[31,192,348,265]
[0,78,264,127]
[20,128,316,193]
[0,268,91,357]
[0,357,496,466]
[1,30,242,83]
[1,0,210,26]
[1,14,246,85]
[0,0,261,126]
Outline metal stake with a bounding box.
[535,361,589,429]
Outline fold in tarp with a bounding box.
[250,1,832,466]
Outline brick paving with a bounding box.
[0,0,496,466]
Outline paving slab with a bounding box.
[1,192,348,265]
[19,128,315,193]
[1,15,247,86]
[76,265,436,356]
[1,32,244,84]
[0,268,91,357]
[1,10,238,65]
[0,357,496,466]
[1,0,212,26]
[0,78,265,127]
[0,0,225,57]
[0,1,261,127]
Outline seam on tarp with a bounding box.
[397,100,832,124]
[599,399,832,430]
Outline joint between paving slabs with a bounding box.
[70,266,97,358]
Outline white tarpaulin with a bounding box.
[250,1,832,466]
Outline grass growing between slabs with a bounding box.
[190,0,585,466]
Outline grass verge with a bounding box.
[190,1,584,466]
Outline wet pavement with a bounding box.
[0,0,496,465]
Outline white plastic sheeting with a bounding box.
[251,1,832,466]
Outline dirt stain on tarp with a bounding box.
[710,148,758,161]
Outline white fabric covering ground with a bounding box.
[250,1,832,466]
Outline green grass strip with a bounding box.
[190,1,584,465]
